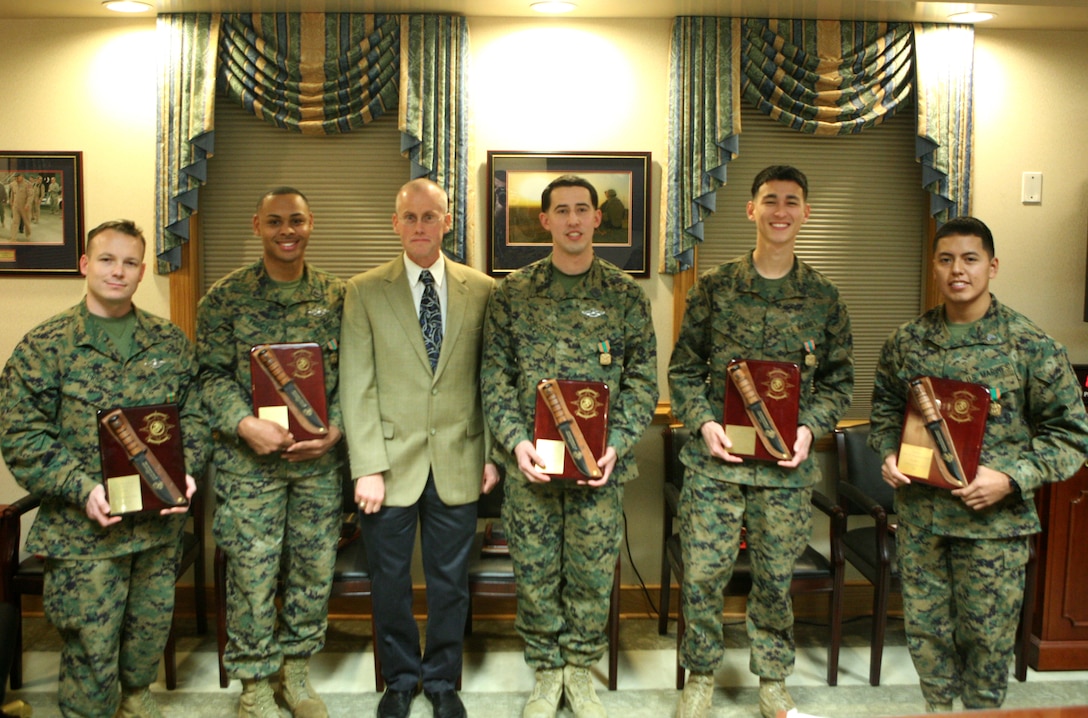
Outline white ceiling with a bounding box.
[2,0,1087,30]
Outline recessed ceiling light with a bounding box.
[947,10,996,23]
[531,1,577,14]
[103,1,153,13]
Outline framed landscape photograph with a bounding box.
[487,151,651,277]
[0,150,85,276]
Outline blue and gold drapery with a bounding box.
[155,12,470,272]
[663,17,973,273]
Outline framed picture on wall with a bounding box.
[486,150,651,277]
[0,150,85,276]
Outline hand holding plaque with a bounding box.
[98,404,188,515]
[722,359,800,461]
[533,379,609,480]
[897,375,990,489]
[250,343,329,441]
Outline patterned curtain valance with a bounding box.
[217,13,400,135]
[156,12,470,272]
[662,17,973,273]
[741,19,914,136]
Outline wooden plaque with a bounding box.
[250,342,328,441]
[533,379,609,480]
[722,359,800,462]
[897,375,990,489]
[97,403,187,515]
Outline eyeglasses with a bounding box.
[399,213,444,226]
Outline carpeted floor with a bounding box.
[6,615,1088,717]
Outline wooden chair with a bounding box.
[0,490,207,691]
[467,477,623,690]
[213,471,382,690]
[831,422,1036,685]
[657,425,844,689]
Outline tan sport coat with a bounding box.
[340,255,494,506]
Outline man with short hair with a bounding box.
[669,165,854,718]
[198,188,345,718]
[0,219,205,718]
[869,215,1088,712]
[341,177,497,718]
[482,174,658,718]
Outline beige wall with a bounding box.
[1,17,1086,585]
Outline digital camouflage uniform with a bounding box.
[668,251,853,679]
[0,300,208,718]
[197,260,345,680]
[481,255,658,669]
[868,295,1088,709]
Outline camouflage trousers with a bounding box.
[678,470,812,678]
[502,477,623,669]
[213,468,341,679]
[897,521,1029,709]
[43,546,178,718]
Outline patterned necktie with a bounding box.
[419,269,442,371]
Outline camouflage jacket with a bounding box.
[197,261,345,477]
[481,255,658,484]
[0,301,208,558]
[868,296,1088,538]
[669,251,854,488]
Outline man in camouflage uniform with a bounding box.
[668,166,853,718]
[198,188,345,718]
[482,175,658,718]
[869,216,1088,712]
[0,220,206,718]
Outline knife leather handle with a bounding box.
[728,362,762,409]
[103,410,145,459]
[255,346,292,389]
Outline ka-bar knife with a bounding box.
[254,346,328,436]
[537,378,603,479]
[909,377,968,487]
[101,409,187,508]
[727,361,793,460]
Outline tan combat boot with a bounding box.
[116,687,163,718]
[562,665,606,718]
[522,667,563,718]
[279,657,328,718]
[758,678,796,718]
[675,672,713,718]
[239,678,282,718]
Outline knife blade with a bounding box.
[101,409,188,511]
[254,345,328,436]
[727,361,792,460]
[537,378,603,479]
[908,377,968,487]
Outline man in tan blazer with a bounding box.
[341,178,498,718]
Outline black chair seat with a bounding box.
[841,526,898,585]
[333,537,371,586]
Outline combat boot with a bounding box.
[562,665,606,718]
[279,657,328,718]
[522,667,563,718]
[239,677,283,718]
[116,687,163,718]
[758,678,795,718]
[674,672,713,718]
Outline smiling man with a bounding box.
[868,216,1088,712]
[482,175,658,718]
[668,165,854,718]
[0,220,206,718]
[198,188,345,718]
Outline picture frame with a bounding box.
[0,150,85,276]
[487,151,651,277]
